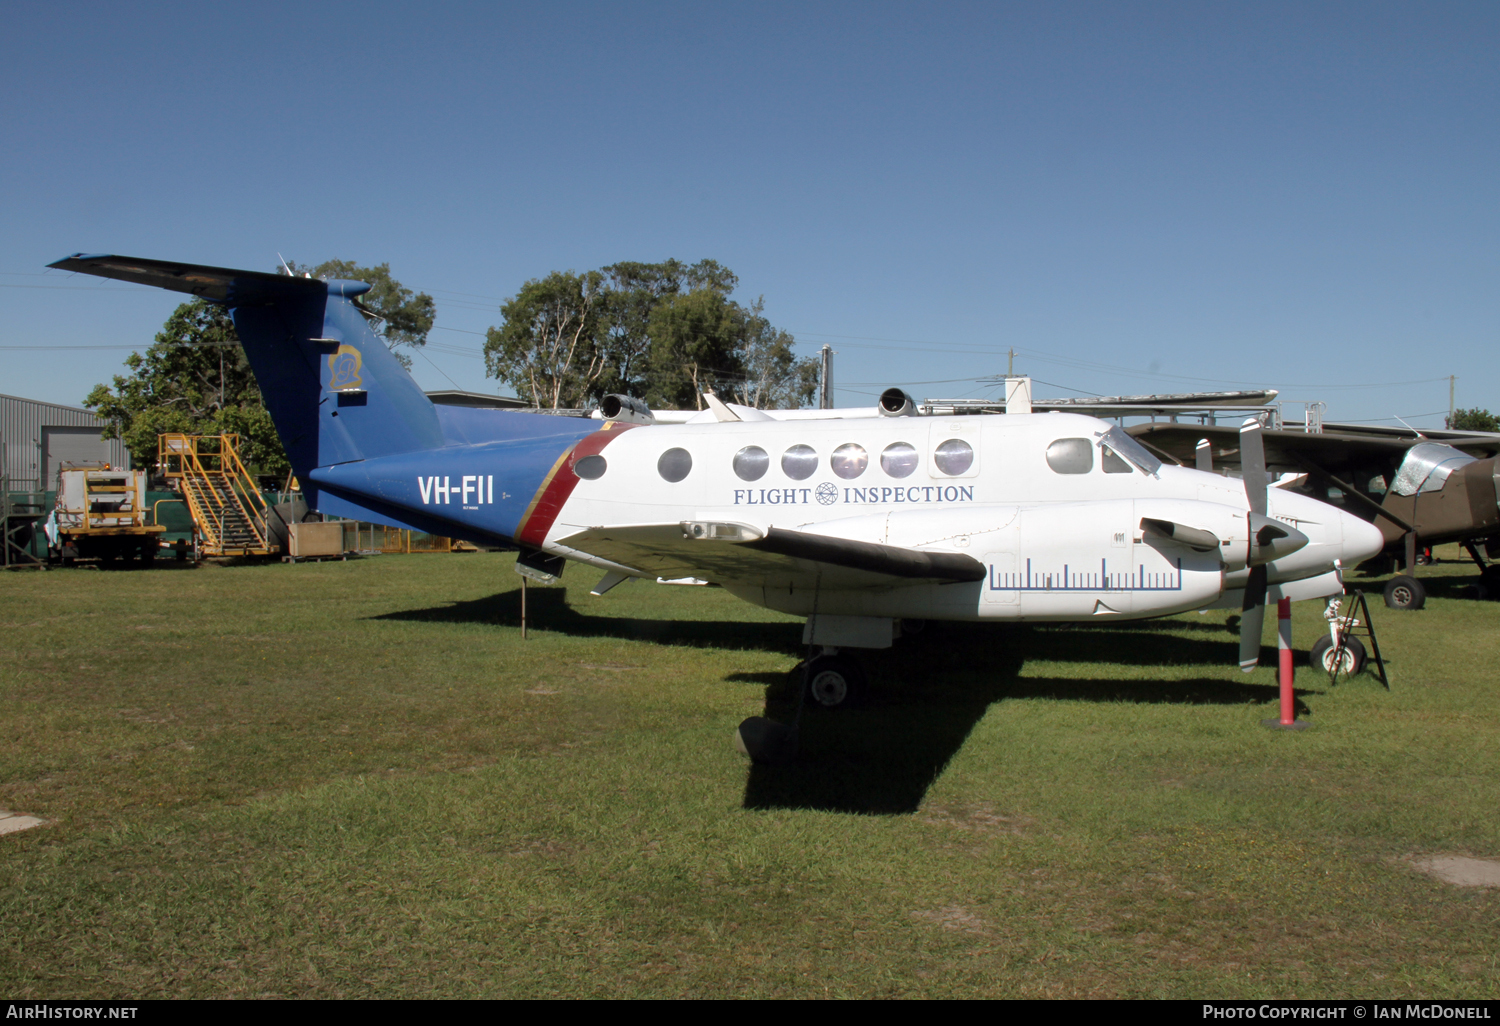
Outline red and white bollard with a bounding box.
[1277,597,1295,723]
[1264,596,1309,730]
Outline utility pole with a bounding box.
[1449,375,1455,428]
[819,345,834,410]
[1007,348,1014,378]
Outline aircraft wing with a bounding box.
[556,523,986,591]
[1128,423,1500,474]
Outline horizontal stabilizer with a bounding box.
[48,254,326,305]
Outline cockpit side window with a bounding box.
[1046,438,1093,474]
[1098,426,1162,475]
[1100,444,1132,474]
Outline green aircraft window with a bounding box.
[880,441,919,479]
[782,444,818,481]
[1100,444,1132,474]
[933,438,974,476]
[733,446,770,482]
[574,455,607,480]
[1046,438,1093,474]
[658,448,692,483]
[831,443,869,480]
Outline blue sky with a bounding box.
[4,1,1496,425]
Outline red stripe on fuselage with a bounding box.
[515,422,634,547]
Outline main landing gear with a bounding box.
[803,650,866,709]
[1463,540,1500,601]
[735,645,871,765]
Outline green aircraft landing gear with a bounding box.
[1383,575,1426,610]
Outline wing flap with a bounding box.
[557,523,985,590]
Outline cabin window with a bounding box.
[782,444,819,480]
[733,445,770,481]
[933,438,974,476]
[831,443,869,480]
[657,448,692,482]
[1100,444,1132,474]
[574,455,607,480]
[880,441,919,479]
[1046,438,1093,474]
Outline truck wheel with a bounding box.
[1383,575,1426,610]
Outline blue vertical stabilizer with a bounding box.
[47,255,446,508]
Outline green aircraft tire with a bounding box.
[1383,575,1426,611]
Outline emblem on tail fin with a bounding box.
[328,344,363,390]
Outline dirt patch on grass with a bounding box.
[910,905,991,935]
[1408,855,1500,888]
[918,801,1032,837]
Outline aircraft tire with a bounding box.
[1383,575,1426,610]
[804,655,865,709]
[1309,635,1366,676]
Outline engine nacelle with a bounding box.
[599,394,654,424]
[878,388,916,417]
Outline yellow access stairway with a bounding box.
[158,434,274,556]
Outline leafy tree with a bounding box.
[642,287,747,409]
[732,298,819,409]
[484,270,608,409]
[84,300,289,475]
[484,258,814,411]
[1448,407,1499,432]
[595,259,736,399]
[292,260,435,369]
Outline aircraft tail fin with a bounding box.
[49,254,445,504]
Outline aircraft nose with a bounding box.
[1339,509,1385,567]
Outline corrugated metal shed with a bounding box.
[1,393,131,491]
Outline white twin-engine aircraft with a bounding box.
[50,254,1385,759]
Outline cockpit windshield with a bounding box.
[1098,426,1162,476]
[1390,443,1476,496]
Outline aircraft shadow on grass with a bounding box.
[371,583,802,651]
[374,587,1319,816]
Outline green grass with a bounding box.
[2,549,1497,998]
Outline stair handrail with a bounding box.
[215,436,272,550]
[156,433,273,555]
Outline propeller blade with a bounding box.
[1240,418,1268,516]
[1239,565,1268,672]
[1195,438,1212,472]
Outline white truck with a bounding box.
[44,462,166,566]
